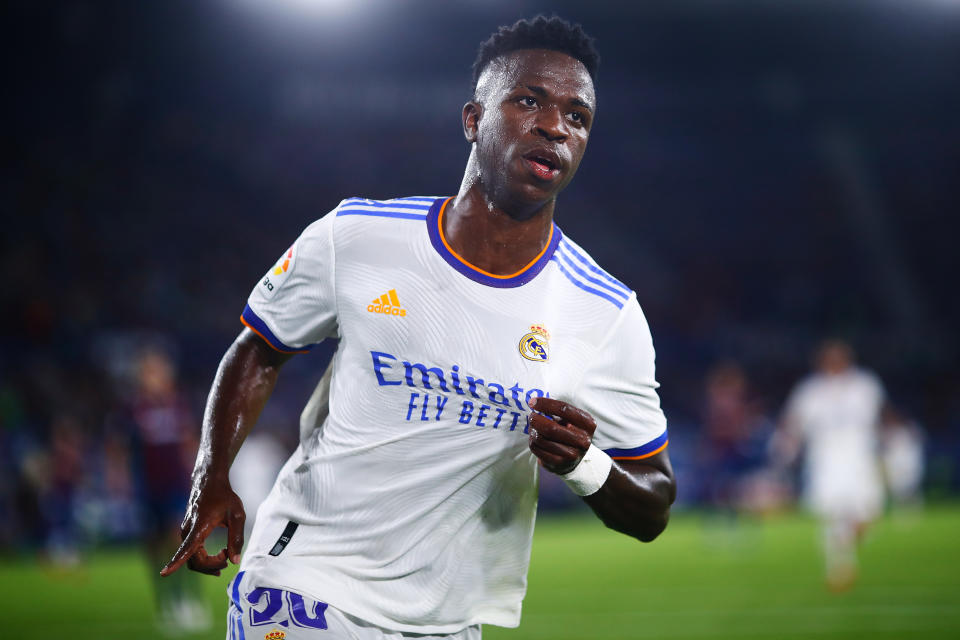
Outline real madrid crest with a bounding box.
[519,324,550,362]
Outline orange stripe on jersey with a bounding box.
[610,440,669,461]
[437,197,555,280]
[240,315,310,354]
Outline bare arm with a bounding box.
[528,397,676,543]
[583,451,675,542]
[160,328,293,576]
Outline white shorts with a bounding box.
[226,571,482,640]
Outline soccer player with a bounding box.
[162,16,676,638]
[127,348,211,631]
[776,339,886,591]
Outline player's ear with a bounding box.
[462,101,482,143]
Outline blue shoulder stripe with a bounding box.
[604,430,669,459]
[388,196,441,205]
[556,243,630,301]
[337,209,428,220]
[550,256,625,309]
[337,196,436,220]
[241,305,315,354]
[341,197,432,211]
[560,240,631,296]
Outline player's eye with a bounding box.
[518,96,538,107]
[569,111,585,124]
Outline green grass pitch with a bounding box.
[2,507,958,639]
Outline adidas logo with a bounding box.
[367,289,407,317]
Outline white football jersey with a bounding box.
[783,368,885,520]
[237,196,668,633]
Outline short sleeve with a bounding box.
[241,210,339,353]
[865,370,886,407]
[571,296,668,460]
[781,382,811,436]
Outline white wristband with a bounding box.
[560,444,613,497]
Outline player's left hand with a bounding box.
[527,397,596,475]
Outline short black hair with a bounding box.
[472,16,600,93]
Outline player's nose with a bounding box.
[533,105,567,142]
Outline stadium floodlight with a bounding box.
[233,0,361,18]
[224,0,385,45]
[278,0,350,13]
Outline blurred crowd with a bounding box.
[0,326,935,564]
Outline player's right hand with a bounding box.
[160,477,246,577]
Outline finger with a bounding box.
[529,440,577,473]
[528,397,597,435]
[531,448,565,469]
[530,436,581,462]
[530,397,596,434]
[160,522,214,576]
[187,546,228,576]
[529,413,591,450]
[529,414,591,450]
[227,506,246,565]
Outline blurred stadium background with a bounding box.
[3,0,959,637]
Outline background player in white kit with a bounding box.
[776,339,886,591]
[161,17,676,638]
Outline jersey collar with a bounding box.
[426,197,561,288]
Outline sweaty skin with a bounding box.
[161,329,291,576]
[445,49,595,275]
[163,48,674,578]
[528,397,675,542]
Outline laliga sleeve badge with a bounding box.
[260,244,295,299]
[272,246,293,276]
[519,324,550,362]
[265,630,286,640]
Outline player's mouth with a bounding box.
[522,151,562,181]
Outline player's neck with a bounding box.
[445,183,555,277]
